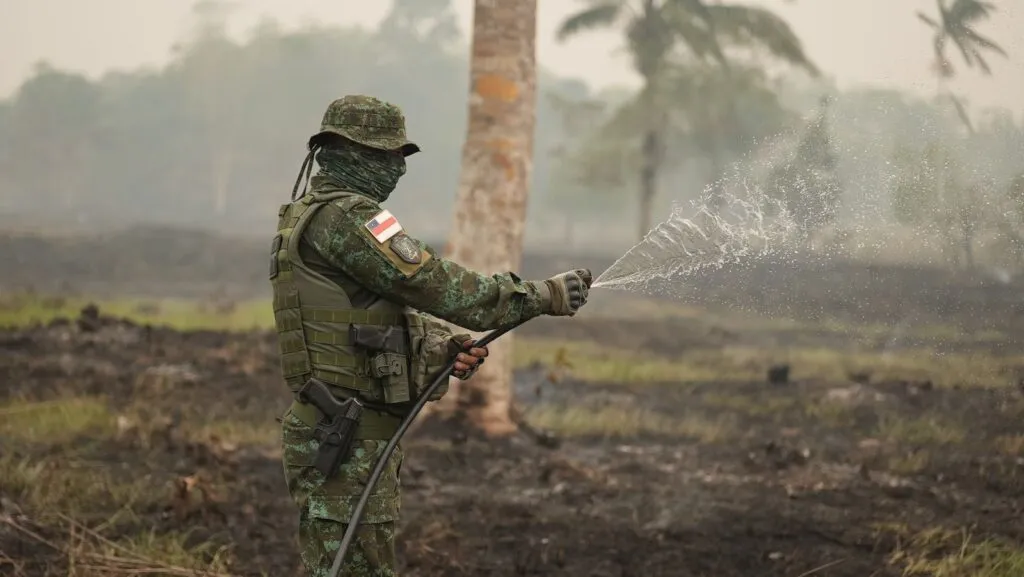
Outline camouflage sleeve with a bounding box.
[303,200,550,332]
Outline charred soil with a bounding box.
[2,307,1023,576]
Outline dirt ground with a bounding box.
[2,229,1024,576]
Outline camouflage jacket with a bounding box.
[298,175,548,332]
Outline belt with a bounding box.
[288,398,403,440]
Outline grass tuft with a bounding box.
[877,415,966,446]
[880,524,1024,577]
[0,397,116,445]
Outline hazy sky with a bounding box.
[1,0,1022,113]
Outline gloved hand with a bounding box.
[447,336,488,380]
[540,269,592,316]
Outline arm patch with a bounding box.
[355,211,432,277]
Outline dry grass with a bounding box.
[877,415,967,447]
[887,451,933,475]
[878,524,1024,577]
[994,435,1024,456]
[2,515,236,577]
[523,405,736,442]
[0,397,248,575]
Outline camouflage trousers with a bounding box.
[281,404,404,577]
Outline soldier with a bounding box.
[270,95,592,577]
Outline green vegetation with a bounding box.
[877,415,967,446]
[518,336,1023,390]
[524,405,735,441]
[555,0,817,240]
[0,294,271,331]
[3,293,1021,392]
[0,395,239,574]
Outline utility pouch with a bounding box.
[350,324,411,404]
[406,313,457,402]
[297,378,364,480]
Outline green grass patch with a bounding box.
[513,338,759,384]
[802,399,859,427]
[0,293,272,332]
[193,419,280,447]
[700,393,798,416]
[523,405,735,442]
[0,455,155,519]
[0,397,116,445]
[887,450,932,475]
[516,337,1024,389]
[0,397,156,518]
[880,524,1024,577]
[877,415,967,446]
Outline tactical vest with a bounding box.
[269,190,416,411]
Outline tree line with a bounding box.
[0,0,1021,266]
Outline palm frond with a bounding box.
[969,46,992,74]
[950,34,977,69]
[916,11,941,29]
[948,0,996,24]
[663,2,728,66]
[701,5,819,75]
[963,27,1008,56]
[934,33,954,77]
[556,2,623,41]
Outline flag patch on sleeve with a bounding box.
[364,210,403,243]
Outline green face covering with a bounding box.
[312,141,407,203]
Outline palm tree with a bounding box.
[441,0,538,436]
[556,0,817,240]
[917,0,1007,79]
[915,0,1006,271]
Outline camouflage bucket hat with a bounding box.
[309,95,420,156]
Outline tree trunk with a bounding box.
[638,128,661,241]
[439,0,537,436]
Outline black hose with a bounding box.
[327,322,522,577]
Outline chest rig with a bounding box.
[269,190,415,407]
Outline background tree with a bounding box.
[1,64,101,214]
[441,0,539,436]
[917,0,1007,80]
[555,0,817,241]
[764,96,842,241]
[917,0,1006,133]
[889,140,992,270]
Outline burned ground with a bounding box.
[1,229,1024,576]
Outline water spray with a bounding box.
[592,188,799,293]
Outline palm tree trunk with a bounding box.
[440,0,537,436]
[638,127,661,241]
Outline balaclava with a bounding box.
[291,139,406,203]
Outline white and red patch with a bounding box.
[364,209,403,243]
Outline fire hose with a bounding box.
[326,322,523,577]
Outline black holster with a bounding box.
[297,378,364,480]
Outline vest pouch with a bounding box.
[368,352,410,404]
[405,313,453,402]
[350,324,412,404]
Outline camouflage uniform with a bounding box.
[271,95,590,577]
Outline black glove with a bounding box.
[541,269,592,316]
